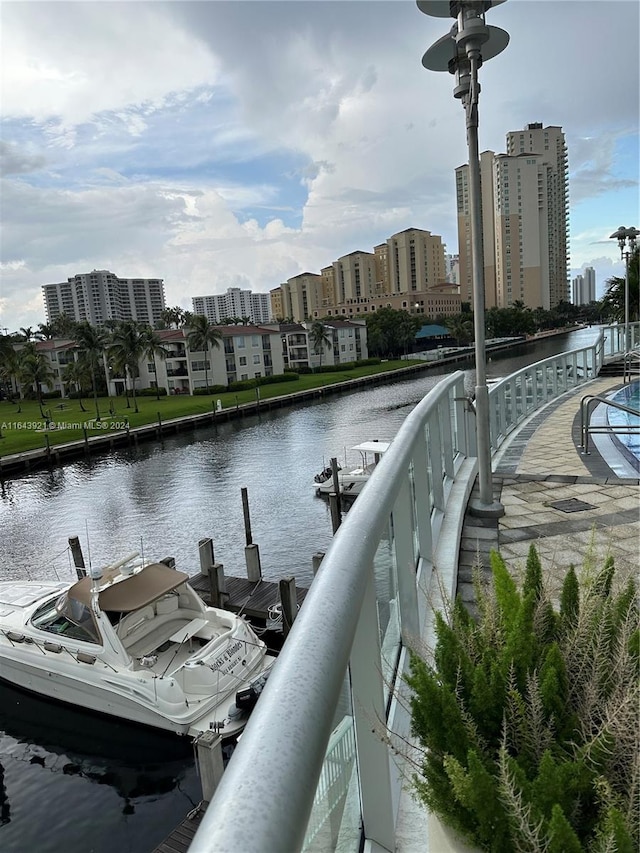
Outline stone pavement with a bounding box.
[457,378,639,604]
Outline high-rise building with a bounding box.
[386,228,447,295]
[192,288,271,324]
[270,273,324,322]
[572,267,596,306]
[43,270,165,327]
[456,123,569,310]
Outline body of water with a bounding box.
[0,328,600,852]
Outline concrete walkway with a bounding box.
[457,377,639,606]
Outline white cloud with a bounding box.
[0,0,637,333]
[0,2,219,127]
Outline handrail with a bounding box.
[580,394,640,455]
[187,324,636,853]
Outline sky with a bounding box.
[1,0,638,333]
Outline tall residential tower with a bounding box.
[43,270,166,327]
[456,123,569,311]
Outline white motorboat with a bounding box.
[314,440,390,501]
[0,554,273,739]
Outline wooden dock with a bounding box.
[154,805,206,853]
[189,572,309,622]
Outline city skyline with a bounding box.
[1,0,638,333]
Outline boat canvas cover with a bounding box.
[352,441,390,454]
[69,564,190,612]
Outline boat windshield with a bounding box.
[31,593,100,644]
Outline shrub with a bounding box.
[193,385,228,395]
[227,373,299,392]
[406,545,638,852]
[137,387,168,397]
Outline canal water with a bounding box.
[0,328,599,853]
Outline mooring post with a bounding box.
[199,538,227,607]
[157,412,162,436]
[312,551,325,576]
[244,544,262,583]
[68,536,87,579]
[208,563,227,609]
[278,577,297,638]
[195,731,225,802]
[241,487,253,545]
[44,433,51,458]
[330,457,341,512]
[329,493,342,533]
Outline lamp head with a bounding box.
[417,0,507,17]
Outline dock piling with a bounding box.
[278,577,298,637]
[194,731,224,802]
[68,536,87,579]
[244,543,262,583]
[329,493,342,533]
[241,487,253,545]
[312,551,325,575]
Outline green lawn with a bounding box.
[0,360,418,456]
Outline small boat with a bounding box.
[0,554,273,739]
[314,440,391,501]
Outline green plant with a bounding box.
[406,545,638,852]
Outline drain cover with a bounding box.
[546,498,596,513]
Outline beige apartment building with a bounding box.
[270,227,453,323]
[387,228,447,295]
[270,273,324,323]
[456,123,569,311]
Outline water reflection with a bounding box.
[0,681,193,813]
[0,331,600,592]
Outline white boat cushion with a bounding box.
[156,595,179,615]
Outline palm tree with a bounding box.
[309,321,332,369]
[140,326,168,400]
[160,306,185,329]
[0,335,19,400]
[602,246,639,323]
[17,344,55,417]
[445,316,474,347]
[19,326,35,342]
[108,321,147,414]
[62,359,90,412]
[186,315,222,393]
[74,322,108,420]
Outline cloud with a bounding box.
[0,0,638,333]
[0,141,47,176]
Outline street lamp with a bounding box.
[609,225,639,380]
[418,0,507,515]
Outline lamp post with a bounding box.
[609,225,638,379]
[418,0,507,515]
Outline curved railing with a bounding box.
[188,324,634,853]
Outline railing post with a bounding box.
[411,436,433,564]
[350,569,395,852]
[392,476,420,643]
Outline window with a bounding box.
[236,337,246,349]
[253,354,260,364]
[252,335,260,347]
[239,356,247,366]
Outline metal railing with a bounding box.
[580,395,640,456]
[188,325,633,853]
